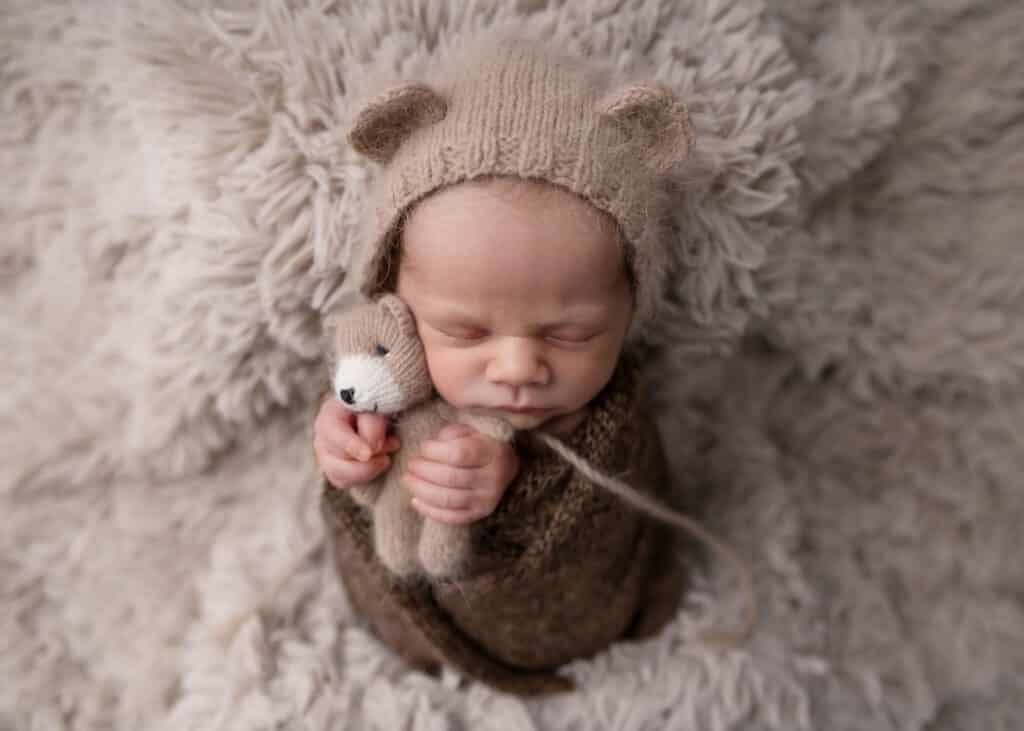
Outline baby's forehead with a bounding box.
[399,177,625,275]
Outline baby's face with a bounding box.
[396,178,633,430]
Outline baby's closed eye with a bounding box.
[426,314,607,347]
[438,325,489,343]
[543,327,603,344]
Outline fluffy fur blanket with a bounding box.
[3,0,1022,728]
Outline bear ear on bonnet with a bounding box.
[348,82,448,163]
[597,82,696,173]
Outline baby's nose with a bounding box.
[486,339,550,386]
[338,387,355,405]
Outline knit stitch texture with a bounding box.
[322,356,688,695]
[346,33,696,337]
[4,0,1023,728]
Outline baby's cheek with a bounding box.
[422,345,477,405]
[558,347,620,404]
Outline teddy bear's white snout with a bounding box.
[333,354,407,414]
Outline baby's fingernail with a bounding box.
[356,446,371,461]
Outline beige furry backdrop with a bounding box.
[3,0,1023,729]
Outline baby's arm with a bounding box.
[401,422,519,525]
[314,396,400,491]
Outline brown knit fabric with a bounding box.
[345,33,696,338]
[324,31,697,695]
[321,355,688,695]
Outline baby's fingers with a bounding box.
[402,470,475,509]
[403,473,480,525]
[316,400,372,460]
[321,451,390,489]
[333,429,397,463]
[436,423,475,441]
[357,412,390,454]
[418,436,490,468]
[406,457,475,490]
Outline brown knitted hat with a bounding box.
[345,33,696,334]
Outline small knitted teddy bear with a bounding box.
[326,294,514,581]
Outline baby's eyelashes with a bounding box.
[433,324,603,346]
[543,328,602,344]
[441,327,489,342]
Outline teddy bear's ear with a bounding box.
[597,83,695,172]
[376,294,418,337]
[348,82,448,163]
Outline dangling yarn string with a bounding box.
[533,431,758,649]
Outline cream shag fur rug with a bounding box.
[3,1,1023,729]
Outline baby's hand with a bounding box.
[314,397,400,489]
[402,423,519,525]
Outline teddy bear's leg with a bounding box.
[372,478,422,578]
[418,520,472,580]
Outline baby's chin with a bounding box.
[458,406,559,430]
[493,410,557,430]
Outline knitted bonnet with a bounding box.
[345,33,696,334]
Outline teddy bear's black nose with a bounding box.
[338,388,355,405]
